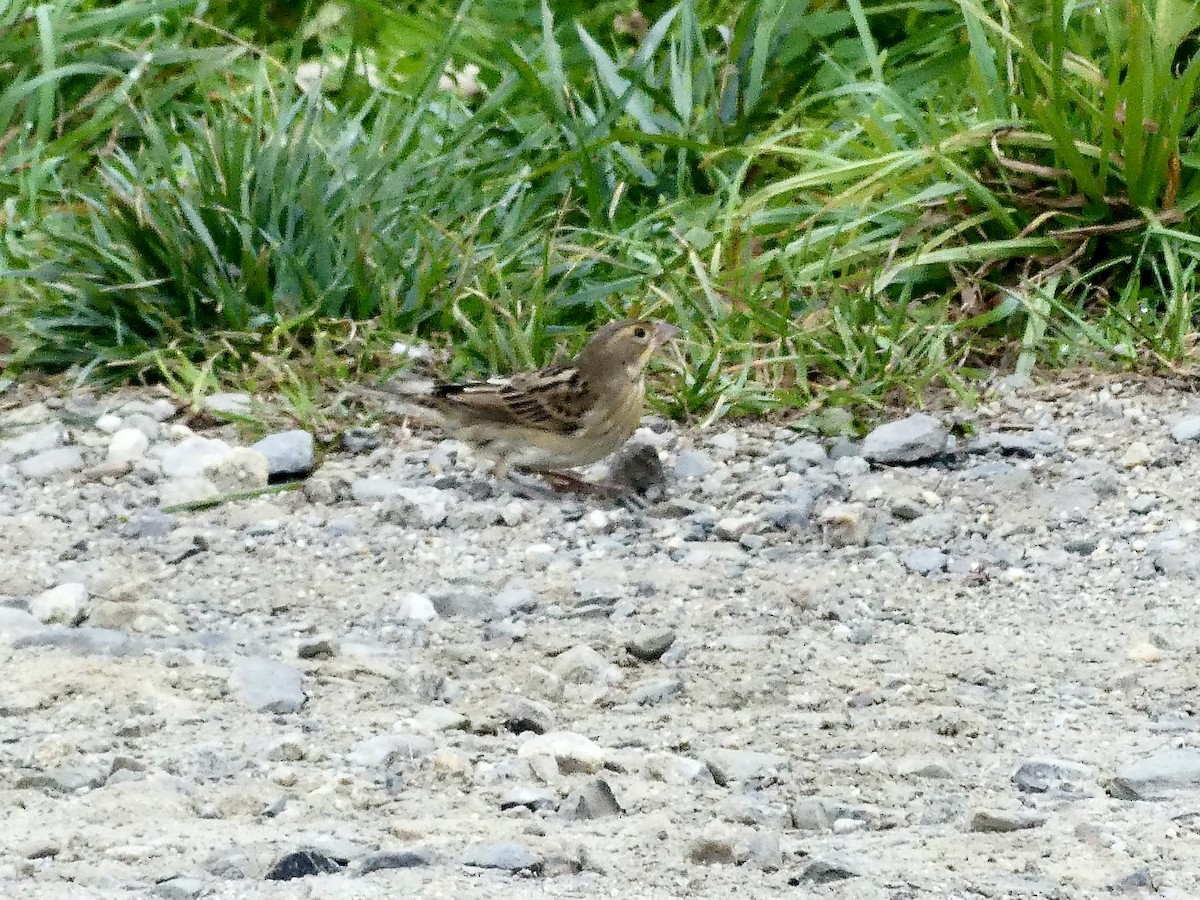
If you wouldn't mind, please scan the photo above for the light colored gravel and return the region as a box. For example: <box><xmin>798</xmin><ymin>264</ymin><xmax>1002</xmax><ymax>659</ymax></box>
<box><xmin>2</xmin><ymin>374</ymin><xmax>1200</xmax><ymax>899</ymax></box>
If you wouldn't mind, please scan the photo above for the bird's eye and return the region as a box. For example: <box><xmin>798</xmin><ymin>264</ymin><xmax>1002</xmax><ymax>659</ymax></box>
<box><xmin>633</xmin><ymin>326</ymin><xmax>648</xmax><ymax>339</ymax></box>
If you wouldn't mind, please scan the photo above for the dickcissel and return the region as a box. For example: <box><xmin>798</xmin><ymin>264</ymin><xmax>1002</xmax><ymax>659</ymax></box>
<box><xmin>353</xmin><ymin>319</ymin><xmax>679</xmax><ymax>494</ymax></box>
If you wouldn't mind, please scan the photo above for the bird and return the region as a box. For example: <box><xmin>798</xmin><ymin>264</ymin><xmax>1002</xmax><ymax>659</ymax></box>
<box><xmin>349</xmin><ymin>319</ymin><xmax>679</xmax><ymax>495</ymax></box>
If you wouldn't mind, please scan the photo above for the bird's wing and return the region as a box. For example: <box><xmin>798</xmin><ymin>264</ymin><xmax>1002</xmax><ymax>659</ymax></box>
<box><xmin>433</xmin><ymin>363</ymin><xmax>590</xmax><ymax>434</ymax></box>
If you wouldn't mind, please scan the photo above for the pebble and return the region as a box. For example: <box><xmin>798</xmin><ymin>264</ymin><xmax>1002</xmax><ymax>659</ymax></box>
<box><xmin>1170</xmin><ymin>415</ymin><xmax>1200</xmax><ymax>443</ymax></box>
<box><xmin>154</xmin><ymin>436</ymin><xmax>234</xmax><ymax>478</ymax></box>
<box><xmin>969</xmin><ymin>809</ymin><xmax>1047</xmax><ymax>832</ymax></box>
<box><xmin>500</xmin><ymin>786</ymin><xmax>557</xmax><ymax>813</ymax></box>
<box><xmin>250</xmin><ymin>429</ymin><xmax>316</xmax><ymax>476</ymax></box>
<box><xmin>462</xmin><ymin>842</ymin><xmax>541</xmax><ymax>873</ymax></box>
<box><xmin>561</xmin><ymin>777</ymin><xmax>623</xmax><ymax>819</ymax></box>
<box><xmin>861</xmin><ymin>413</ymin><xmax>947</xmax><ymax>463</ymax></box>
<box><xmin>1109</xmin><ymin>749</ymin><xmax>1200</xmax><ymax>800</ymax></box>
<box><xmin>553</xmin><ymin>644</ymin><xmax>617</xmax><ymax>684</ymax></box>
<box><xmin>17</xmin><ymin>446</ymin><xmax>85</xmax><ymax>479</ymax></box>
<box><xmin>30</xmin><ymin>582</ymin><xmax>88</xmax><ymax>625</ymax></box>
<box><xmin>203</xmin><ymin>392</ymin><xmax>252</xmax><ymax>416</ymax></box>
<box><xmin>347</xmin><ymin>733</ymin><xmax>434</xmax><ymax>768</ymax></box>
<box><xmin>518</xmin><ymin>731</ymin><xmax>606</xmax><ymax>774</ymax></box>
<box><xmin>1120</xmin><ymin>440</ymin><xmax>1151</xmax><ymax>468</ymax></box>
<box><xmin>398</xmin><ymin>592</ymin><xmax>438</xmax><ymax>622</ymax></box>
<box><xmin>674</xmin><ymin>450</ymin><xmax>716</xmax><ymax>479</ymax></box>
<box><xmin>904</xmin><ymin>548</ymin><xmax>947</xmax><ymax>575</ymax></box>
<box><xmin>228</xmin><ymin>657</ymin><xmax>306</xmax><ymax>714</ymax></box>
<box><xmin>206</xmin><ymin>447</ymin><xmax>269</xmax><ymax>491</ymax></box>
<box><xmin>151</xmin><ymin>877</ymin><xmax>208</xmax><ymax>899</ymax></box>
<box><xmin>359</xmin><ymin>849</ymin><xmax>431</xmax><ymax>873</ymax></box>
<box><xmin>3</xmin><ymin>422</ymin><xmax>64</xmax><ymax>456</ymax></box>
<box><xmin>625</xmin><ymin>628</ymin><xmax>676</xmax><ymax>662</ymax></box>
<box><xmin>704</xmin><ymin>749</ymin><xmax>788</xmax><ymax>783</ymax></box>
<box><xmin>1013</xmin><ymin>758</ymin><xmax>1092</xmax><ymax>795</ymax></box>
<box><xmin>107</xmin><ymin>428</ymin><xmax>150</xmax><ymax>464</ymax></box>
<box><xmin>264</xmin><ymin>850</ymin><xmax>341</xmax><ymax>880</ymax></box>
<box><xmin>799</xmin><ymin>858</ymin><xmax>860</xmax><ymax>883</ymax></box>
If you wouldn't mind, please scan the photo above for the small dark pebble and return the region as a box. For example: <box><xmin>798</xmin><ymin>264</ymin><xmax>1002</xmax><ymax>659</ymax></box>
<box><xmin>626</xmin><ymin>629</ymin><xmax>676</xmax><ymax>662</ymax></box>
<box><xmin>360</xmin><ymin>850</ymin><xmax>431</xmax><ymax>874</ymax></box>
<box><xmin>796</xmin><ymin>859</ymin><xmax>859</xmax><ymax>884</ymax></box>
<box><xmin>264</xmin><ymin>850</ymin><xmax>343</xmax><ymax>881</ymax></box>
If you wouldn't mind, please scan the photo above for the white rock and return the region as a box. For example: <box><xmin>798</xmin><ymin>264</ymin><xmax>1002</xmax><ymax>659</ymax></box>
<box><xmin>517</xmin><ymin>731</ymin><xmax>606</xmax><ymax>774</ymax></box>
<box><xmin>17</xmin><ymin>447</ymin><xmax>85</xmax><ymax>480</ymax></box>
<box><xmin>1121</xmin><ymin>441</ymin><xmax>1152</xmax><ymax>469</ymax></box>
<box><xmin>203</xmin><ymin>392</ymin><xmax>252</xmax><ymax>416</ymax></box>
<box><xmin>398</xmin><ymin>592</ymin><xmax>437</xmax><ymax>622</ymax></box>
<box><xmin>3</xmin><ymin>423</ymin><xmax>65</xmax><ymax>456</ymax></box>
<box><xmin>107</xmin><ymin>428</ymin><xmax>150</xmax><ymax>464</ymax></box>
<box><xmin>94</xmin><ymin>414</ymin><xmax>122</xmax><ymax>434</ymax></box>
<box><xmin>32</xmin><ymin>583</ymin><xmax>88</xmax><ymax>625</ymax></box>
<box><xmin>158</xmin><ymin>477</ymin><xmax>221</xmax><ymax>507</ymax></box>
<box><xmin>154</xmin><ymin>436</ymin><xmax>233</xmax><ymax>478</ymax></box>
<box><xmin>205</xmin><ymin>448</ymin><xmax>269</xmax><ymax>491</ymax></box>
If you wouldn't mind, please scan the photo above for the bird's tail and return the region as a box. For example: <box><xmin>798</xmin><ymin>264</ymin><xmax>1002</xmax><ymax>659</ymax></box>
<box><xmin>337</xmin><ymin>379</ymin><xmax>447</xmax><ymax>424</ymax></box>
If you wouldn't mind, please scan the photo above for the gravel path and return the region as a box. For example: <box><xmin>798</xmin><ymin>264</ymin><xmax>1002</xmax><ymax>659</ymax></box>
<box><xmin>3</xmin><ymin>375</ymin><xmax>1200</xmax><ymax>899</ymax></box>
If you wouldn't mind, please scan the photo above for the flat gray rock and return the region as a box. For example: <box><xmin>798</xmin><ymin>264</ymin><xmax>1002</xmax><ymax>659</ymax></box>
<box><xmin>462</xmin><ymin>842</ymin><xmax>541</xmax><ymax>872</ymax></box>
<box><xmin>250</xmin><ymin>429</ymin><xmax>315</xmax><ymax>476</ymax></box>
<box><xmin>862</xmin><ymin>413</ymin><xmax>947</xmax><ymax>464</ymax></box>
<box><xmin>1110</xmin><ymin>749</ymin><xmax>1200</xmax><ymax>800</ymax></box>
<box><xmin>1171</xmin><ymin>415</ymin><xmax>1200</xmax><ymax>443</ymax></box>
<box><xmin>17</xmin><ymin>446</ymin><xmax>85</xmax><ymax>479</ymax></box>
<box><xmin>228</xmin><ymin>657</ymin><xmax>306</xmax><ymax>714</ymax></box>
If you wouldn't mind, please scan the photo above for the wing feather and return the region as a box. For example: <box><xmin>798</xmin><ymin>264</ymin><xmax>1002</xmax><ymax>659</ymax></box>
<box><xmin>432</xmin><ymin>363</ymin><xmax>590</xmax><ymax>434</ymax></box>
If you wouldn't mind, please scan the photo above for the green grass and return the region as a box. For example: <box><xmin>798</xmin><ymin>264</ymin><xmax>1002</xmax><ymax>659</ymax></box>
<box><xmin>2</xmin><ymin>0</ymin><xmax>1200</xmax><ymax>426</ymax></box>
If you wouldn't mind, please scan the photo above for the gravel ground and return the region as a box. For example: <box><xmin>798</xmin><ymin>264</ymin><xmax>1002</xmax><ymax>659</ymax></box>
<box><xmin>3</xmin><ymin>374</ymin><xmax>1200</xmax><ymax>899</ymax></box>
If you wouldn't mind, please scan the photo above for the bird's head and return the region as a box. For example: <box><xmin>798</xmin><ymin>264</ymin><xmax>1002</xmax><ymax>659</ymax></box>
<box><xmin>575</xmin><ymin>319</ymin><xmax>680</xmax><ymax>382</ymax></box>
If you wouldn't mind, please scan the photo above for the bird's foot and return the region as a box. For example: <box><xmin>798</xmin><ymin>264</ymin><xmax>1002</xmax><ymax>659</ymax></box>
<box><xmin>537</xmin><ymin>471</ymin><xmax>648</xmax><ymax>509</ymax></box>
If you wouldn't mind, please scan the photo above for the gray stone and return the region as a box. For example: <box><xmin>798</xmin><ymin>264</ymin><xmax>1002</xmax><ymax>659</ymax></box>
<box><xmin>974</xmin><ymin>430</ymin><xmax>1064</xmax><ymax>456</ymax></box>
<box><xmin>151</xmin><ymin>877</ymin><xmax>208</xmax><ymax>900</ymax></box>
<box><xmin>746</xmin><ymin>830</ymin><xmax>781</xmax><ymax>872</ymax></box>
<box><xmin>462</xmin><ymin>842</ymin><xmax>541</xmax><ymax>873</ymax></box>
<box><xmin>17</xmin><ymin>446</ymin><xmax>85</xmax><ymax>480</ymax></box>
<box><xmin>203</xmin><ymin>392</ymin><xmax>252</xmax><ymax>417</ymax></box>
<box><xmin>398</xmin><ymin>592</ymin><xmax>437</xmax><ymax>622</ymax></box>
<box><xmin>350</xmin><ymin>477</ymin><xmax>404</xmax><ymax>502</ymax></box>
<box><xmin>574</xmin><ymin>575</ymin><xmax>623</xmax><ymax>602</ymax></box>
<box><xmin>0</xmin><ymin>607</ymin><xmax>46</xmax><ymax>645</ymax></box>
<box><xmin>427</xmin><ymin>585</ymin><xmax>490</xmax><ymax>618</ymax></box>
<box><xmin>31</xmin><ymin>582</ymin><xmax>88</xmax><ymax>625</ymax></box>
<box><xmin>791</xmin><ymin>798</ymin><xmax>834</xmax><ymax>832</ymax></box>
<box><xmin>687</xmin><ymin>836</ymin><xmax>737</xmax><ymax>865</ymax></box>
<box><xmin>1109</xmin><ymin>749</ymin><xmax>1200</xmax><ymax>800</ymax></box>
<box><xmin>251</xmin><ymin>430</ymin><xmax>316</xmax><ymax>476</ymax></box>
<box><xmin>765</xmin><ymin>439</ymin><xmax>827</xmax><ymax>471</ymax></box>
<box><xmin>122</xmin><ymin>397</ymin><xmax>178</xmax><ymax>421</ymax></box>
<box><xmin>1108</xmin><ymin>868</ymin><xmax>1156</xmax><ymax>893</ymax></box>
<box><xmin>359</xmin><ymin>850</ymin><xmax>431</xmax><ymax>873</ymax></box>
<box><xmin>969</xmin><ymin>809</ymin><xmax>1046</xmax><ymax>832</ymax></box>
<box><xmin>264</xmin><ymin>850</ymin><xmax>341</xmax><ymax>880</ymax></box>
<box><xmin>608</xmin><ymin>441</ymin><xmax>667</xmax><ymax>497</ymax></box>
<box><xmin>500</xmin><ymin>786</ymin><xmax>558</xmax><ymax>813</ymax></box>
<box><xmin>704</xmin><ymin>748</ymin><xmax>788</xmax><ymax>783</ymax></box>
<box><xmin>1013</xmin><ymin>758</ymin><xmax>1092</xmax><ymax>795</ymax></box>
<box><xmin>347</xmin><ymin>733</ymin><xmax>435</xmax><ymax>768</ymax></box>
<box><xmin>904</xmin><ymin>548</ymin><xmax>947</xmax><ymax>575</ymax></box>
<box><xmin>380</xmin><ymin>486</ymin><xmax>449</xmax><ymax>527</ymax></box>
<box><xmin>561</xmin><ymin>777</ymin><xmax>623</xmax><ymax>820</ymax></box>
<box><xmin>502</xmin><ymin>698</ymin><xmax>554</xmax><ymax>735</ymax></box>
<box><xmin>674</xmin><ymin>450</ymin><xmax>716</xmax><ymax>480</ymax></box>
<box><xmin>517</xmin><ymin>731</ymin><xmax>606</xmax><ymax>774</ymax></box>
<box><xmin>13</xmin><ymin>625</ymin><xmax>132</xmax><ymax>656</ymax></box>
<box><xmin>862</xmin><ymin>413</ymin><xmax>947</xmax><ymax>464</ymax></box>
<box><xmin>297</xmin><ymin>638</ymin><xmax>338</xmax><ymax>660</ymax></box>
<box><xmin>341</xmin><ymin>426</ymin><xmax>381</xmax><ymax>454</ymax></box>
<box><xmin>626</xmin><ymin>629</ymin><xmax>676</xmax><ymax>662</ymax></box>
<box><xmin>493</xmin><ymin>585</ymin><xmax>539</xmax><ymax>616</ymax></box>
<box><xmin>2</xmin><ymin>422</ymin><xmax>64</xmax><ymax>456</ymax></box>
<box><xmin>228</xmin><ymin>657</ymin><xmax>306</xmax><ymax>714</ymax></box>
<box><xmin>553</xmin><ymin>644</ymin><xmax>613</xmax><ymax>684</ymax></box>
<box><xmin>1171</xmin><ymin>415</ymin><xmax>1200</xmax><ymax>443</ymax></box>
<box><xmin>631</xmin><ymin>677</ymin><xmax>683</xmax><ymax>706</ymax></box>
<box><xmin>800</xmin><ymin>859</ymin><xmax>860</xmax><ymax>883</ymax></box>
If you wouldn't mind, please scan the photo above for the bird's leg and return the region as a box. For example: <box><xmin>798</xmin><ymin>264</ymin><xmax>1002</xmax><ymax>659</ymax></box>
<box><xmin>502</xmin><ymin>473</ymin><xmax>559</xmax><ymax>501</ymax></box>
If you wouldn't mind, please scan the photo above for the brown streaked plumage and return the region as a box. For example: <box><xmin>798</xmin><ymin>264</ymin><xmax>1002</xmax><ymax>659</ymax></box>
<box><xmin>364</xmin><ymin>320</ymin><xmax>678</xmax><ymax>488</ymax></box>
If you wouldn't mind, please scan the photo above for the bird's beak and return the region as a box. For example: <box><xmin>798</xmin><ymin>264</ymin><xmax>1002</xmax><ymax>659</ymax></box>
<box><xmin>651</xmin><ymin>322</ymin><xmax>680</xmax><ymax>348</ymax></box>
